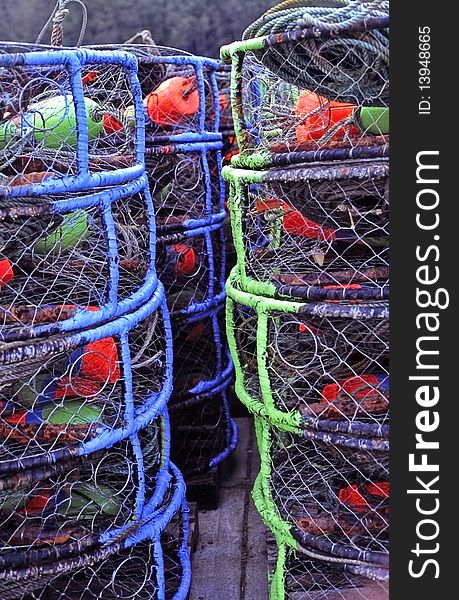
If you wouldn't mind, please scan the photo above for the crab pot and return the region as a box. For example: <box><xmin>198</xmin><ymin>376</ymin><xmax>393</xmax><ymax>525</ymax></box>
<box><xmin>0</xmin><ymin>288</ymin><xmax>171</xmax><ymax>470</ymax></box>
<box><xmin>268</xmin><ymin>536</ymin><xmax>388</xmax><ymax>600</ymax></box>
<box><xmin>254</xmin><ymin>415</ymin><xmax>389</xmax><ymax>560</ymax></box>
<box><xmin>0</xmin><ymin>43</ymin><xmax>146</xmax><ymax>196</ymax></box>
<box><xmin>223</xmin><ymin>161</ymin><xmax>389</xmax><ymax>302</ymax></box>
<box><xmin>146</xmin><ymin>143</ymin><xmax>225</xmax><ymax>226</ymax></box>
<box><xmin>216</xmin><ymin>64</ymin><xmax>234</xmax><ymax>138</ymax></box>
<box><xmin>0</xmin><ymin>178</ymin><xmax>161</xmax><ymax>341</ymax></box>
<box><xmin>157</xmin><ymin>225</ymin><xmax>226</xmax><ymax>316</ymax></box>
<box><xmin>220</xmin><ymin>5</ymin><xmax>389</xmax><ymax>165</ymax></box>
<box><xmin>216</xmin><ymin>64</ymin><xmax>238</xmax><ymax>160</ymax></box>
<box><xmin>170</xmin><ymin>303</ymin><xmax>232</xmax><ymax>400</ymax></box>
<box><xmin>0</xmin><ymin>462</ymin><xmax>191</xmax><ymax>600</ymax></box>
<box><xmin>227</xmin><ymin>268</ymin><xmax>389</xmax><ymax>430</ymax></box>
<box><xmin>0</xmin><ymin>422</ymin><xmax>164</xmax><ymax>559</ymax></box>
<box><xmin>168</xmin><ymin>303</ymin><xmax>237</xmax><ymax>476</ymax></box>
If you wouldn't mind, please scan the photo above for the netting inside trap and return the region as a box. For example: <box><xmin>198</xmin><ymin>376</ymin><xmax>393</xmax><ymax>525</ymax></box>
<box><xmin>270</xmin><ymin>538</ymin><xmax>388</xmax><ymax>600</ymax></box>
<box><xmin>0</xmin><ymin>44</ymin><xmax>143</xmax><ymax>192</ymax></box>
<box><xmin>0</xmin><ymin>183</ymin><xmax>158</xmax><ymax>340</ymax></box>
<box><xmin>216</xmin><ymin>65</ymin><xmax>235</xmax><ymax>135</ymax></box>
<box><xmin>224</xmin><ymin>1</ymin><xmax>389</xmax><ymax>159</ymax></box>
<box><xmin>0</xmin><ymin>425</ymin><xmax>162</xmax><ymax>555</ymax></box>
<box><xmin>226</xmin><ymin>161</ymin><xmax>389</xmax><ymax>300</ymax></box>
<box><xmin>228</xmin><ymin>290</ymin><xmax>388</xmax><ymax>428</ymax></box>
<box><xmin>0</xmin><ymin>298</ymin><xmax>169</xmax><ymax>468</ymax></box>
<box><xmin>147</xmin><ymin>146</ymin><xmax>224</xmax><ymax>224</ymax></box>
<box><xmin>0</xmin><ymin>468</ymin><xmax>190</xmax><ymax>600</ymax></box>
<box><xmin>157</xmin><ymin>227</ymin><xmax>226</xmax><ymax>315</ymax></box>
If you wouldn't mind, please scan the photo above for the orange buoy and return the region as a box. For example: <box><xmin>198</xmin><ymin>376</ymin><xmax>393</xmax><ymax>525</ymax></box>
<box><xmin>255</xmin><ymin>198</ymin><xmax>336</xmax><ymax>240</ymax></box>
<box><xmin>295</xmin><ymin>90</ymin><xmax>359</xmax><ymax>142</ymax></box>
<box><xmin>68</xmin><ymin>336</ymin><xmax>121</xmax><ymax>386</ymax></box>
<box><xmin>146</xmin><ymin>76</ymin><xmax>199</xmax><ymax>127</ymax></box>
<box><xmin>0</xmin><ymin>258</ymin><xmax>14</xmax><ymax>288</ymax></box>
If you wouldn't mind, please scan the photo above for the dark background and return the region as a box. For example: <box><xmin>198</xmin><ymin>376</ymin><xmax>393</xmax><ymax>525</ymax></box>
<box><xmin>0</xmin><ymin>0</ymin><xmax>278</xmax><ymax>57</ymax></box>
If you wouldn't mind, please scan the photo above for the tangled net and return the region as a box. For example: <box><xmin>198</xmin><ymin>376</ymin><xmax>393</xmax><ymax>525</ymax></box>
<box><xmin>0</xmin><ymin>461</ymin><xmax>191</xmax><ymax>600</ymax></box>
<box><xmin>221</xmin><ymin>0</ymin><xmax>389</xmax><ymax>164</ymax></box>
<box><xmin>0</xmin><ymin>180</ymin><xmax>161</xmax><ymax>341</ymax></box>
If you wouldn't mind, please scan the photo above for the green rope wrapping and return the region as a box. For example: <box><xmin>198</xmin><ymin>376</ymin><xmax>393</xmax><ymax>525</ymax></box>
<box><xmin>225</xmin><ymin>267</ymin><xmax>303</xmax><ymax>431</ymax></box>
<box><xmin>223</xmin><ymin>165</ymin><xmax>279</xmax><ymax>299</ymax></box>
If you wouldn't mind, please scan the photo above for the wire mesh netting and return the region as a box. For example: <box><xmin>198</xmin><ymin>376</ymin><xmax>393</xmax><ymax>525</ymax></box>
<box><xmin>221</xmin><ymin>0</ymin><xmax>389</xmax><ymax>166</ymax></box>
<box><xmin>216</xmin><ymin>64</ymin><xmax>238</xmax><ymax>163</ymax></box>
<box><xmin>0</xmin><ymin>43</ymin><xmax>146</xmax><ymax>194</ymax></box>
<box><xmin>223</xmin><ymin>160</ymin><xmax>389</xmax><ymax>302</ymax></box>
<box><xmin>171</xmin><ymin>306</ymin><xmax>232</xmax><ymax>399</ymax></box>
<box><xmin>0</xmin><ymin>289</ymin><xmax>171</xmax><ymax>470</ymax></box>
<box><xmin>149</xmin><ymin>145</ymin><xmax>225</xmax><ymax>231</ymax></box>
<box><xmin>0</xmin><ymin>179</ymin><xmax>161</xmax><ymax>340</ymax></box>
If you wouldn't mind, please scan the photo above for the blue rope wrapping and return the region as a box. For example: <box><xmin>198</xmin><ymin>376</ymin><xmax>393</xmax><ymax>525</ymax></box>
<box><xmin>0</xmin><ymin>44</ymin><xmax>148</xmax><ymax>196</ymax></box>
<box><xmin>0</xmin><ymin>283</ymin><xmax>173</xmax><ymax>471</ymax></box>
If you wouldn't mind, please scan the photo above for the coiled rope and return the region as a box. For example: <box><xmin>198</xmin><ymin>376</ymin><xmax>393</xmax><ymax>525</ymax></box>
<box><xmin>242</xmin><ymin>0</ymin><xmax>389</xmax><ymax>105</ymax></box>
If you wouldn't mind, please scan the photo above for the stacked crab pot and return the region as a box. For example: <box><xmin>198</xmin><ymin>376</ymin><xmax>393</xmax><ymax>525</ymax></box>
<box><xmin>96</xmin><ymin>43</ymin><xmax>238</xmax><ymax>494</ymax></box>
<box><xmin>0</xmin><ymin>43</ymin><xmax>190</xmax><ymax>599</ymax></box>
<box><xmin>222</xmin><ymin>1</ymin><xmax>389</xmax><ymax>598</ymax></box>
<box><xmin>216</xmin><ymin>63</ymin><xmax>239</xmax><ymax>278</ymax></box>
